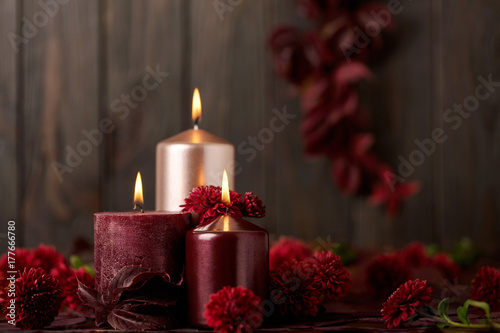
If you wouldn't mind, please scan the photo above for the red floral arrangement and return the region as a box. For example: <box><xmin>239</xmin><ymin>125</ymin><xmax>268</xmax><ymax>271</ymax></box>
<box><xmin>9</xmin><ymin>268</ymin><xmax>63</xmax><ymax>330</ymax></box>
<box><xmin>270</xmin><ymin>250</ymin><xmax>351</xmax><ymax>320</ymax></box>
<box><xmin>181</xmin><ymin>185</ymin><xmax>265</xmax><ymax>225</ymax></box>
<box><xmin>204</xmin><ymin>286</ymin><xmax>263</xmax><ymax>333</ymax></box>
<box><xmin>270</xmin><ymin>259</ymin><xmax>322</xmax><ymax>319</ymax></box>
<box><xmin>381</xmin><ymin>279</ymin><xmax>432</xmax><ymax>328</ymax></box>
<box><xmin>366</xmin><ymin>242</ymin><xmax>460</xmax><ymax>299</ymax></box>
<box><xmin>268</xmin><ymin>0</ymin><xmax>420</xmax><ymax>216</ymax></box>
<box><xmin>0</xmin><ymin>244</ymin><xmax>94</xmax><ymax>329</ymax></box>
<box><xmin>308</xmin><ymin>251</ymin><xmax>351</xmax><ymax>300</ymax></box>
<box><xmin>380</xmin><ymin>267</ymin><xmax>500</xmax><ymax>329</ymax></box>
<box><xmin>269</xmin><ymin>236</ymin><xmax>313</xmax><ymax>271</ymax></box>
<box><xmin>470</xmin><ymin>266</ymin><xmax>500</xmax><ymax>308</ymax></box>
<box><xmin>366</xmin><ymin>253</ymin><xmax>412</xmax><ymax>299</ymax></box>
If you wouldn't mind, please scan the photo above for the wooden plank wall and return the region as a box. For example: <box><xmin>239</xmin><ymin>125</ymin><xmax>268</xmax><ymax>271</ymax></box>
<box><xmin>0</xmin><ymin>0</ymin><xmax>499</xmax><ymax>258</ymax></box>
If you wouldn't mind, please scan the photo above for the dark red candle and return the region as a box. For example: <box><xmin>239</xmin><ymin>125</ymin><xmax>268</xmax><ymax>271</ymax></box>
<box><xmin>94</xmin><ymin>211</ymin><xmax>190</xmax><ymax>293</ymax></box>
<box><xmin>186</xmin><ymin>214</ymin><xmax>269</xmax><ymax>327</ymax></box>
<box><xmin>93</xmin><ymin>172</ymin><xmax>190</xmax><ymax>322</ymax></box>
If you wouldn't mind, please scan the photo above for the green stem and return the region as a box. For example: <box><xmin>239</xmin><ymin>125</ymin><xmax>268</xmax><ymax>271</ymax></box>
<box><xmin>416</xmin><ymin>310</ymin><xmax>499</xmax><ymax>329</ymax></box>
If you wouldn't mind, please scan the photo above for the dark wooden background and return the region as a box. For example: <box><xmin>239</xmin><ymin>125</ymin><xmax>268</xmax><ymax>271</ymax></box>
<box><xmin>1</xmin><ymin>0</ymin><xmax>499</xmax><ymax>258</ymax></box>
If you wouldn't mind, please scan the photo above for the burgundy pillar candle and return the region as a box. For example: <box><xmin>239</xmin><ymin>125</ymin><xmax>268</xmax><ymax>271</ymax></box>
<box><xmin>94</xmin><ymin>211</ymin><xmax>190</xmax><ymax>293</ymax></box>
<box><xmin>94</xmin><ymin>172</ymin><xmax>190</xmax><ymax>323</ymax></box>
<box><xmin>186</xmin><ymin>214</ymin><xmax>269</xmax><ymax>327</ymax></box>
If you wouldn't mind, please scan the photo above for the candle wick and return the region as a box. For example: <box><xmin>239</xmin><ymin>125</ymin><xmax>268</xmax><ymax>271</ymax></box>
<box><xmin>193</xmin><ymin>117</ymin><xmax>200</xmax><ymax>130</ymax></box>
<box><xmin>225</xmin><ymin>207</ymin><xmax>229</xmax><ymax>215</ymax></box>
<box><xmin>134</xmin><ymin>204</ymin><xmax>144</xmax><ymax>213</ymax></box>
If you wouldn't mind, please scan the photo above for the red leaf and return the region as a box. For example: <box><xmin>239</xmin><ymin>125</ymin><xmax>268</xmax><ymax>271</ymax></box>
<box><xmin>333</xmin><ymin>61</ymin><xmax>373</xmax><ymax>85</ymax></box>
<box><xmin>108</xmin><ymin>308</ymin><xmax>156</xmax><ymax>331</ymax></box>
<box><xmin>77</xmin><ymin>280</ymin><xmax>103</xmax><ymax>310</ymax></box>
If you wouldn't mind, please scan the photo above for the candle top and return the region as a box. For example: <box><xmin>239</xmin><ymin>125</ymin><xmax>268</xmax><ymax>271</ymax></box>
<box><xmin>159</xmin><ymin>129</ymin><xmax>232</xmax><ymax>145</ymax></box>
<box><xmin>193</xmin><ymin>215</ymin><xmax>266</xmax><ymax>233</ymax></box>
<box><xmin>95</xmin><ymin>211</ymin><xmax>189</xmax><ymax>216</ymax></box>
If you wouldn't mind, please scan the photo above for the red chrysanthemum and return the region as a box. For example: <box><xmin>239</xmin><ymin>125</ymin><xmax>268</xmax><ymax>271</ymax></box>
<box><xmin>204</xmin><ymin>286</ymin><xmax>263</xmax><ymax>333</ymax></box>
<box><xmin>366</xmin><ymin>254</ymin><xmax>412</xmax><ymax>299</ymax></box>
<box><xmin>399</xmin><ymin>242</ymin><xmax>429</xmax><ymax>267</ymax></box>
<box><xmin>270</xmin><ymin>259</ymin><xmax>322</xmax><ymax>319</ymax></box>
<box><xmin>31</xmin><ymin>245</ymin><xmax>67</xmax><ymax>276</ymax></box>
<box><xmin>55</xmin><ymin>266</ymin><xmax>95</xmax><ymax>313</ymax></box>
<box><xmin>431</xmin><ymin>253</ymin><xmax>460</xmax><ymax>281</ymax></box>
<box><xmin>242</xmin><ymin>192</ymin><xmax>266</xmax><ymax>218</ymax></box>
<box><xmin>470</xmin><ymin>266</ymin><xmax>500</xmax><ymax>307</ymax></box>
<box><xmin>11</xmin><ymin>267</ymin><xmax>63</xmax><ymax>330</ymax></box>
<box><xmin>181</xmin><ymin>185</ymin><xmax>243</xmax><ymax>225</ymax></box>
<box><xmin>269</xmin><ymin>237</ymin><xmax>313</xmax><ymax>271</ymax></box>
<box><xmin>306</xmin><ymin>251</ymin><xmax>351</xmax><ymax>300</ymax></box>
<box><xmin>381</xmin><ymin>279</ymin><xmax>433</xmax><ymax>328</ymax></box>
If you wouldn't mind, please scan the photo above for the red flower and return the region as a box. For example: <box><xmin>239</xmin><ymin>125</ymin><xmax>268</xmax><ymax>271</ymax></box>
<box><xmin>31</xmin><ymin>245</ymin><xmax>68</xmax><ymax>276</ymax></box>
<box><xmin>470</xmin><ymin>266</ymin><xmax>500</xmax><ymax>307</ymax></box>
<box><xmin>181</xmin><ymin>185</ymin><xmax>243</xmax><ymax>225</ymax></box>
<box><xmin>54</xmin><ymin>267</ymin><xmax>95</xmax><ymax>313</ymax></box>
<box><xmin>399</xmin><ymin>242</ymin><xmax>429</xmax><ymax>267</ymax></box>
<box><xmin>204</xmin><ymin>286</ymin><xmax>263</xmax><ymax>333</ymax></box>
<box><xmin>270</xmin><ymin>259</ymin><xmax>322</xmax><ymax>319</ymax></box>
<box><xmin>10</xmin><ymin>268</ymin><xmax>63</xmax><ymax>330</ymax></box>
<box><xmin>242</xmin><ymin>192</ymin><xmax>266</xmax><ymax>218</ymax></box>
<box><xmin>381</xmin><ymin>279</ymin><xmax>432</xmax><ymax>328</ymax></box>
<box><xmin>366</xmin><ymin>254</ymin><xmax>412</xmax><ymax>299</ymax></box>
<box><xmin>306</xmin><ymin>251</ymin><xmax>351</xmax><ymax>299</ymax></box>
<box><xmin>269</xmin><ymin>237</ymin><xmax>313</xmax><ymax>271</ymax></box>
<box><xmin>431</xmin><ymin>253</ymin><xmax>460</xmax><ymax>281</ymax></box>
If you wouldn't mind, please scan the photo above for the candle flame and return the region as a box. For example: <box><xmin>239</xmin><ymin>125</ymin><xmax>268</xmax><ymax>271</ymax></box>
<box><xmin>223</xmin><ymin>215</ymin><xmax>229</xmax><ymax>232</ymax></box>
<box><xmin>134</xmin><ymin>172</ymin><xmax>144</xmax><ymax>210</ymax></box>
<box><xmin>192</xmin><ymin>88</ymin><xmax>201</xmax><ymax>127</ymax></box>
<box><xmin>221</xmin><ymin>169</ymin><xmax>230</xmax><ymax>206</ymax></box>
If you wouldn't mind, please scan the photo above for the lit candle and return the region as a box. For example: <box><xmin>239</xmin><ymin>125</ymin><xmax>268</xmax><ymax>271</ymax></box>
<box><xmin>94</xmin><ymin>172</ymin><xmax>190</xmax><ymax>321</ymax></box>
<box><xmin>185</xmin><ymin>171</ymin><xmax>269</xmax><ymax>327</ymax></box>
<box><xmin>156</xmin><ymin>89</ymin><xmax>235</xmax><ymax>212</ymax></box>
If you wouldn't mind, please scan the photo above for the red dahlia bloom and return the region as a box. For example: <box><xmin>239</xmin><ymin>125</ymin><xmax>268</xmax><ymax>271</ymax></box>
<box><xmin>270</xmin><ymin>259</ymin><xmax>321</xmax><ymax>319</ymax></box>
<box><xmin>242</xmin><ymin>192</ymin><xmax>266</xmax><ymax>218</ymax></box>
<box><xmin>470</xmin><ymin>266</ymin><xmax>500</xmax><ymax>307</ymax></box>
<box><xmin>204</xmin><ymin>286</ymin><xmax>263</xmax><ymax>333</ymax></box>
<box><xmin>366</xmin><ymin>254</ymin><xmax>412</xmax><ymax>299</ymax></box>
<box><xmin>12</xmin><ymin>267</ymin><xmax>63</xmax><ymax>330</ymax></box>
<box><xmin>399</xmin><ymin>242</ymin><xmax>429</xmax><ymax>267</ymax></box>
<box><xmin>306</xmin><ymin>251</ymin><xmax>351</xmax><ymax>299</ymax></box>
<box><xmin>431</xmin><ymin>253</ymin><xmax>460</xmax><ymax>281</ymax></box>
<box><xmin>31</xmin><ymin>245</ymin><xmax>68</xmax><ymax>275</ymax></box>
<box><xmin>181</xmin><ymin>185</ymin><xmax>243</xmax><ymax>225</ymax></box>
<box><xmin>269</xmin><ymin>237</ymin><xmax>313</xmax><ymax>271</ymax></box>
<box><xmin>381</xmin><ymin>279</ymin><xmax>432</xmax><ymax>328</ymax></box>
<box><xmin>54</xmin><ymin>266</ymin><xmax>95</xmax><ymax>313</ymax></box>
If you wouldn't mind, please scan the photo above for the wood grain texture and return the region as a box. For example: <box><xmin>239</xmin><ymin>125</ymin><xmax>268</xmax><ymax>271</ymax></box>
<box><xmin>21</xmin><ymin>0</ymin><xmax>99</xmax><ymax>254</ymax></box>
<box><xmin>437</xmin><ymin>0</ymin><xmax>500</xmax><ymax>256</ymax></box>
<box><xmin>269</xmin><ymin>0</ymin><xmax>353</xmax><ymax>242</ymax></box>
<box><xmin>353</xmin><ymin>0</ymin><xmax>436</xmax><ymax>248</ymax></box>
<box><xmin>103</xmin><ymin>0</ymin><xmax>183</xmax><ymax>212</ymax></box>
<box><xmin>0</xmin><ymin>0</ymin><xmax>18</xmax><ymax>242</ymax></box>
<box><xmin>190</xmin><ymin>0</ymin><xmax>271</xmax><ymax>228</ymax></box>
<box><xmin>1</xmin><ymin>0</ymin><xmax>499</xmax><ymax>257</ymax></box>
